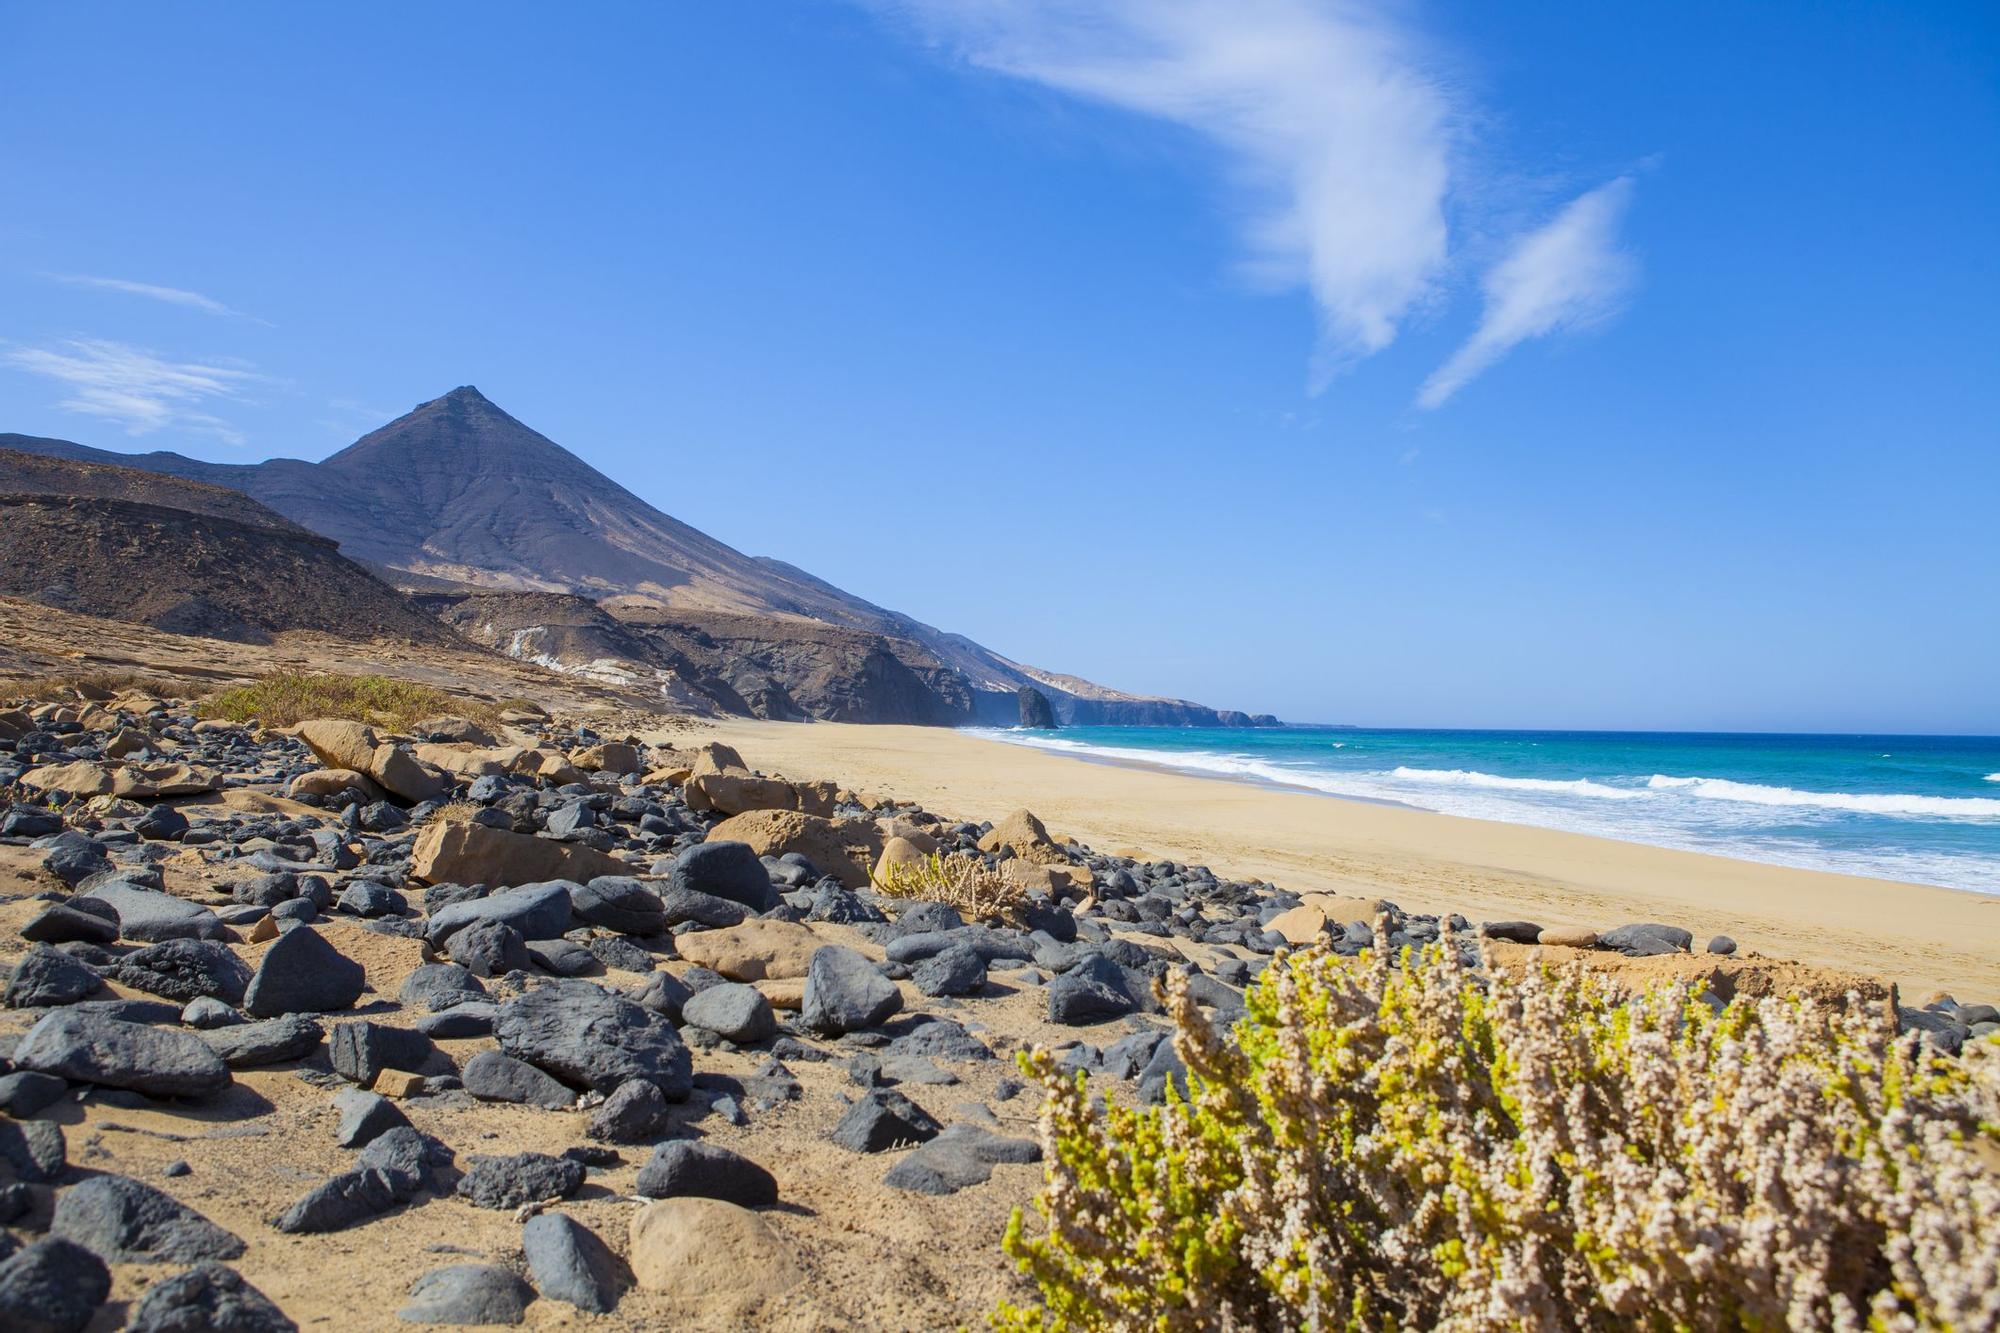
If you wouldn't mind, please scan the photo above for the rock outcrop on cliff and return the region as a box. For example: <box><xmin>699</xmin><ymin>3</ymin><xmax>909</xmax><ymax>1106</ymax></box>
<box><xmin>1017</xmin><ymin>686</ymin><xmax>1058</xmax><ymax>730</ymax></box>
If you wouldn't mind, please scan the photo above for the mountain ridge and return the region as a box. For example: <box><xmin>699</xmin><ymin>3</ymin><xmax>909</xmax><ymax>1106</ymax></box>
<box><xmin>1</xmin><ymin>388</ymin><xmax>1274</xmax><ymax>726</ymax></box>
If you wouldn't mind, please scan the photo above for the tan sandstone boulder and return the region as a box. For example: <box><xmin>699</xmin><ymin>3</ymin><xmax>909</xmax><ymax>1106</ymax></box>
<box><xmin>369</xmin><ymin>743</ymin><xmax>449</xmax><ymax>804</ymax></box>
<box><xmin>1537</xmin><ymin>926</ymin><xmax>1601</xmax><ymax>949</ymax></box>
<box><xmin>296</xmin><ymin>718</ymin><xmax>449</xmax><ymax>803</ymax></box>
<box><xmin>297</xmin><ymin>719</ymin><xmax>380</xmax><ymax>773</ymax></box>
<box><xmin>628</xmin><ymin>1198</ymin><xmax>800</xmax><ymax>1318</ymax></box>
<box><xmin>409</xmin><ymin>715</ymin><xmax>497</xmax><ymax>746</ymax></box>
<box><xmin>287</xmin><ymin>768</ymin><xmax>385</xmax><ymax>801</ymax></box>
<box><xmin>705</xmin><ymin>810</ymin><xmax>881</xmax><ymax>888</ymax></box>
<box><xmin>20</xmin><ymin>760</ymin><xmax>116</xmax><ymax>798</ymax></box>
<box><xmin>412</xmin><ymin>744</ymin><xmax>509</xmax><ymax>779</ymax></box>
<box><xmin>570</xmin><ymin>741</ymin><xmax>642</xmax><ymax>774</ymax></box>
<box><xmin>873</xmin><ymin>836</ymin><xmax>932</xmax><ymax>883</ymax></box>
<box><xmin>686</xmin><ymin>770</ymin><xmax>798</xmax><ymax>817</ymax></box>
<box><xmin>675</xmin><ymin>919</ymin><xmax>822</xmax><ymax>981</ymax></box>
<box><xmin>978</xmin><ymin>808</ymin><xmax>1069</xmax><ymax>865</ymax></box>
<box><xmin>410</xmin><ymin>819</ymin><xmax>629</xmax><ymax>888</ymax></box>
<box><xmin>1265</xmin><ymin>904</ymin><xmax>1334</xmax><ymax>945</ymax></box>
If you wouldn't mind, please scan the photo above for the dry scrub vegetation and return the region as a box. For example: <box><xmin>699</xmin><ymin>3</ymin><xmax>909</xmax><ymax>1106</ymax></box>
<box><xmin>998</xmin><ymin>932</ymin><xmax>2000</xmax><ymax>1332</ymax></box>
<box><xmin>2</xmin><ymin>668</ymin><xmax>175</xmax><ymax>703</ymax></box>
<box><xmin>873</xmin><ymin>851</ymin><xmax>1027</xmax><ymax>925</ymax></box>
<box><xmin>199</xmin><ymin>670</ymin><xmax>500</xmax><ymax>731</ymax></box>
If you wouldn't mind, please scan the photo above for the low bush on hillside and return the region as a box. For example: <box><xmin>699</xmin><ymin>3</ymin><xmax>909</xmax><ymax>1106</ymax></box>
<box><xmin>4</xmin><ymin>669</ymin><xmax>172</xmax><ymax>704</ymax></box>
<box><xmin>873</xmin><ymin>851</ymin><xmax>1027</xmax><ymax>925</ymax></box>
<box><xmin>200</xmin><ymin>670</ymin><xmax>500</xmax><ymax>731</ymax></box>
<box><xmin>995</xmin><ymin>933</ymin><xmax>2000</xmax><ymax>1332</ymax></box>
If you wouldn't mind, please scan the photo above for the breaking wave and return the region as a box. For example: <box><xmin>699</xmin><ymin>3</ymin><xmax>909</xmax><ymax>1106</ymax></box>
<box><xmin>1646</xmin><ymin>775</ymin><xmax>2000</xmax><ymax>820</ymax></box>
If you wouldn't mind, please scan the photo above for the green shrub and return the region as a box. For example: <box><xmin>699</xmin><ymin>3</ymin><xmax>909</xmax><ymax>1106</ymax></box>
<box><xmin>996</xmin><ymin>934</ymin><xmax>2000</xmax><ymax>1332</ymax></box>
<box><xmin>873</xmin><ymin>851</ymin><xmax>1027</xmax><ymax>925</ymax></box>
<box><xmin>199</xmin><ymin>670</ymin><xmax>501</xmax><ymax>731</ymax></box>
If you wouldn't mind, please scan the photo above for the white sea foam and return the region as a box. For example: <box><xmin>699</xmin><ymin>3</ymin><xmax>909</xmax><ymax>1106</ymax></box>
<box><xmin>1387</xmin><ymin>766</ymin><xmax>1641</xmax><ymax>800</ymax></box>
<box><xmin>964</xmin><ymin>730</ymin><xmax>2000</xmax><ymax>891</ymax></box>
<box><xmin>1646</xmin><ymin>775</ymin><xmax>2000</xmax><ymax>820</ymax></box>
<box><xmin>1988</xmin><ymin>773</ymin><xmax>2000</xmax><ymax>783</ymax></box>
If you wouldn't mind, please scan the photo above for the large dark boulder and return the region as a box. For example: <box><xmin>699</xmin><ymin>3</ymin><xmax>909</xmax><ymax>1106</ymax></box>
<box><xmin>633</xmin><ymin>1141</ymin><xmax>777</xmax><ymax>1207</ymax></box>
<box><xmin>800</xmin><ymin>945</ymin><xmax>901</xmax><ymax>1036</ymax></box>
<box><xmin>14</xmin><ymin>1010</ymin><xmax>230</xmax><ymax>1098</ymax></box>
<box><xmin>423</xmin><ymin>880</ymin><xmax>572</xmax><ymax>949</ymax></box>
<box><xmin>200</xmin><ymin>1015</ymin><xmax>322</xmax><ymax>1068</ymax></box>
<box><xmin>570</xmin><ymin>877</ymin><xmax>666</xmax><ymax>935</ymax></box>
<box><xmin>523</xmin><ymin>1211</ymin><xmax>626</xmax><ymax>1315</ymax></box>
<box><xmin>0</xmin><ymin>1237</ymin><xmax>111</xmax><ymax>1333</ymax></box>
<box><xmin>50</xmin><ymin>1174</ymin><xmax>244</xmax><ymax>1263</ymax></box>
<box><xmin>1017</xmin><ymin>685</ymin><xmax>1058</xmax><ymax>729</ymax></box>
<box><xmin>3</xmin><ymin>946</ymin><xmax>102</xmax><ymax>1008</ymax></box>
<box><xmin>495</xmin><ymin>980</ymin><xmax>691</xmax><ymax>1099</ymax></box>
<box><xmin>124</xmin><ymin>1262</ymin><xmax>295</xmax><ymax>1333</ymax></box>
<box><xmin>114</xmin><ymin>939</ymin><xmax>253</xmax><ymax>1006</ymax></box>
<box><xmin>668</xmin><ymin>842</ymin><xmax>776</xmax><ymax>912</ymax></box>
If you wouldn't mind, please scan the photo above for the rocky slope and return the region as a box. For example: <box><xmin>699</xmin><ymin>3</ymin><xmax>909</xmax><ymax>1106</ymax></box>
<box><xmin>0</xmin><ymin>447</ymin><xmax>314</xmax><ymax>537</ymax></box>
<box><xmin>426</xmin><ymin>593</ymin><xmax>976</xmax><ymax>726</ymax></box>
<box><xmin>0</xmin><ymin>464</ymin><xmax>462</xmax><ymax>648</ymax></box>
<box><xmin>3</xmin><ymin>392</ymin><xmax>1271</xmax><ymax>727</ymax></box>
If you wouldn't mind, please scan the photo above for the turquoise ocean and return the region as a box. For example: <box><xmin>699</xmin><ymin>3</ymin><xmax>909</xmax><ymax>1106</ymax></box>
<box><xmin>970</xmin><ymin>726</ymin><xmax>2000</xmax><ymax>894</ymax></box>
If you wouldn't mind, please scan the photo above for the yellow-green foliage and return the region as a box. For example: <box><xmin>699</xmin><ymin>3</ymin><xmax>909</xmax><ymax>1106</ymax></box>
<box><xmin>200</xmin><ymin>670</ymin><xmax>501</xmax><ymax>731</ymax></box>
<box><xmin>873</xmin><ymin>851</ymin><xmax>1026</xmax><ymax>925</ymax></box>
<box><xmin>996</xmin><ymin>935</ymin><xmax>2000</xmax><ymax>1332</ymax></box>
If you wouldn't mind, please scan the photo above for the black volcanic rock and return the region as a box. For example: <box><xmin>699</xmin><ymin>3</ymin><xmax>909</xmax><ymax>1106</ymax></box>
<box><xmin>1018</xmin><ymin>686</ymin><xmax>1059</xmax><ymax>729</ymax></box>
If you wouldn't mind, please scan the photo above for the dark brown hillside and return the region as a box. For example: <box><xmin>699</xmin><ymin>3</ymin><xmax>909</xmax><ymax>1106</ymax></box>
<box><xmin>0</xmin><ymin>494</ymin><xmax>463</xmax><ymax>646</ymax></box>
<box><xmin>0</xmin><ymin>447</ymin><xmax>312</xmax><ymax>536</ymax></box>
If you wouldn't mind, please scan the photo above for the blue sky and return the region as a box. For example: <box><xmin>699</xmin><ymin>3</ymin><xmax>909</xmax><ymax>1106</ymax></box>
<box><xmin>2</xmin><ymin>2</ymin><xmax>1995</xmax><ymax>732</ymax></box>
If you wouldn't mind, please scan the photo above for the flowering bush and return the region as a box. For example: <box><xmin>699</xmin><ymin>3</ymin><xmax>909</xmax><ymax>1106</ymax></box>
<box><xmin>995</xmin><ymin>932</ymin><xmax>2000</xmax><ymax>1332</ymax></box>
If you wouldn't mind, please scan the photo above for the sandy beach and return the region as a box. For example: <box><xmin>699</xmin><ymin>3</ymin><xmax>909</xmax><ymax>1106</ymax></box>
<box><xmin>688</xmin><ymin>719</ymin><xmax>2000</xmax><ymax>999</ymax></box>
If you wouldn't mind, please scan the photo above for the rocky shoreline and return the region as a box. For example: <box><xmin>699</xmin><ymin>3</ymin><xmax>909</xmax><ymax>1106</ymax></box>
<box><xmin>0</xmin><ymin>682</ymin><xmax>1991</xmax><ymax>1328</ymax></box>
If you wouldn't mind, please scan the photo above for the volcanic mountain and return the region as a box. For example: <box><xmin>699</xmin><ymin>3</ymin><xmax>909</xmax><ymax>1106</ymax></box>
<box><xmin>3</xmin><ymin>389</ymin><xmax>1269</xmax><ymax>725</ymax></box>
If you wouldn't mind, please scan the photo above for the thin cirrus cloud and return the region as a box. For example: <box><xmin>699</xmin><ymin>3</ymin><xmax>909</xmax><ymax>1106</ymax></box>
<box><xmin>1</xmin><ymin>337</ymin><xmax>261</xmax><ymax>445</ymax></box>
<box><xmin>865</xmin><ymin>0</ymin><xmax>1638</xmax><ymax>403</ymax></box>
<box><xmin>47</xmin><ymin>272</ymin><xmax>269</xmax><ymax>324</ymax></box>
<box><xmin>1417</xmin><ymin>177</ymin><xmax>1639</xmax><ymax>409</ymax></box>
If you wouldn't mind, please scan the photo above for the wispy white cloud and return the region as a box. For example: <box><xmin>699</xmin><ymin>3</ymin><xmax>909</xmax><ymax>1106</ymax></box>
<box><xmin>870</xmin><ymin>0</ymin><xmax>1453</xmax><ymax>384</ymax></box>
<box><xmin>1417</xmin><ymin>176</ymin><xmax>1637</xmax><ymax>408</ymax></box>
<box><xmin>46</xmin><ymin>273</ymin><xmax>268</xmax><ymax>324</ymax></box>
<box><xmin>1</xmin><ymin>337</ymin><xmax>261</xmax><ymax>444</ymax></box>
<box><xmin>866</xmin><ymin>1</ymin><xmax>1644</xmax><ymax>401</ymax></box>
